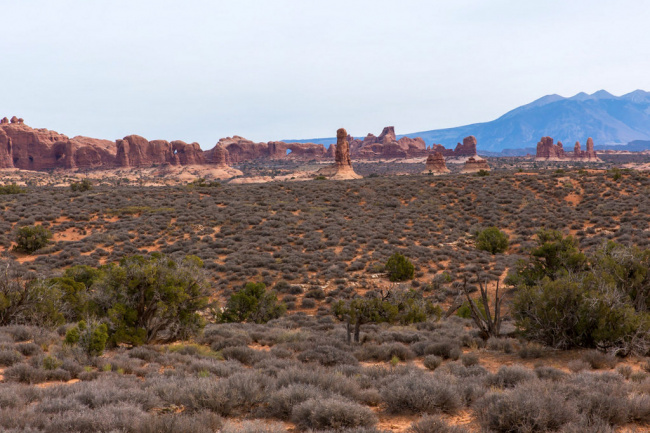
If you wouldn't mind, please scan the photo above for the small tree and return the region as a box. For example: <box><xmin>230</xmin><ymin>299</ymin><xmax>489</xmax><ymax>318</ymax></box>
<box><xmin>91</xmin><ymin>254</ymin><xmax>212</xmax><ymax>345</ymax></box>
<box><xmin>0</xmin><ymin>260</ymin><xmax>65</xmax><ymax>327</ymax></box>
<box><xmin>385</xmin><ymin>252</ymin><xmax>415</xmax><ymax>282</ymax></box>
<box><xmin>333</xmin><ymin>288</ymin><xmax>440</xmax><ymax>343</ymax></box>
<box><xmin>14</xmin><ymin>225</ymin><xmax>52</xmax><ymax>254</ymax></box>
<box><xmin>475</xmin><ymin>227</ymin><xmax>509</xmax><ymax>254</ymax></box>
<box><xmin>220</xmin><ymin>282</ymin><xmax>286</xmax><ymax>323</ymax></box>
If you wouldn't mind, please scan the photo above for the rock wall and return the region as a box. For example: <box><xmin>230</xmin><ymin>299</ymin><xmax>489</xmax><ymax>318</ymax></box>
<box><xmin>0</xmin><ymin>120</ymin><xmax>116</xmax><ymax>170</ymax></box>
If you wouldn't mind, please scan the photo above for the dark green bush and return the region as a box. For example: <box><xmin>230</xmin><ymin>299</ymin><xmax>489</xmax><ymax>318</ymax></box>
<box><xmin>92</xmin><ymin>254</ymin><xmax>213</xmax><ymax>345</ymax></box>
<box><xmin>14</xmin><ymin>225</ymin><xmax>52</xmax><ymax>254</ymax></box>
<box><xmin>70</xmin><ymin>178</ymin><xmax>93</xmax><ymax>192</ymax></box>
<box><xmin>475</xmin><ymin>227</ymin><xmax>508</xmax><ymax>254</ymax></box>
<box><xmin>385</xmin><ymin>252</ymin><xmax>415</xmax><ymax>282</ymax></box>
<box><xmin>65</xmin><ymin>320</ymin><xmax>109</xmax><ymax>356</ymax></box>
<box><xmin>0</xmin><ymin>183</ymin><xmax>26</xmax><ymax>194</ymax></box>
<box><xmin>220</xmin><ymin>282</ymin><xmax>286</xmax><ymax>324</ymax></box>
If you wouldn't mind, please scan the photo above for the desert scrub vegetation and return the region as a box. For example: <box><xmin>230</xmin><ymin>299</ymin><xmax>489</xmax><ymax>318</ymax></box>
<box><xmin>0</xmin><ymin>170</ymin><xmax>647</xmax><ymax>430</ymax></box>
<box><xmin>0</xmin><ymin>314</ymin><xmax>646</xmax><ymax>432</ymax></box>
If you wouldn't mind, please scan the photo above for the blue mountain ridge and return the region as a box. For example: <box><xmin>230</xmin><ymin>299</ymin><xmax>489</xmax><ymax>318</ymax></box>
<box><xmin>284</xmin><ymin>90</ymin><xmax>650</xmax><ymax>153</ymax></box>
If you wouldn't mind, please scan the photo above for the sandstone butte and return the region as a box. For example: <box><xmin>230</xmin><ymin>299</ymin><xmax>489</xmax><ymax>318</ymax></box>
<box><xmin>422</xmin><ymin>151</ymin><xmax>450</xmax><ymax>175</ymax></box>
<box><xmin>461</xmin><ymin>156</ymin><xmax>491</xmax><ymax>173</ymax></box>
<box><xmin>535</xmin><ymin>136</ymin><xmax>601</xmax><ymax>162</ymax></box>
<box><xmin>316</xmin><ymin>128</ymin><xmax>362</xmax><ymax>180</ymax></box>
<box><xmin>0</xmin><ymin>117</ymin><xmax>481</xmax><ymax>172</ymax></box>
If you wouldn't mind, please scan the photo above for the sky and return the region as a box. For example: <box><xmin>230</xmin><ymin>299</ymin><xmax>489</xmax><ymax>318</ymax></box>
<box><xmin>3</xmin><ymin>0</ymin><xmax>650</xmax><ymax>149</ymax></box>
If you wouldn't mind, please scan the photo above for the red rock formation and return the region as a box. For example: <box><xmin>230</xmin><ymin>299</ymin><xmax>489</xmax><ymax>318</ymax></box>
<box><xmin>267</xmin><ymin>141</ymin><xmax>327</xmax><ymax>159</ymax></box>
<box><xmin>216</xmin><ymin>136</ymin><xmax>268</xmax><ymax>163</ymax></box>
<box><xmin>422</xmin><ymin>151</ymin><xmax>450</xmax><ymax>175</ymax></box>
<box><xmin>0</xmin><ymin>119</ymin><xmax>116</xmax><ymax>170</ymax></box>
<box><xmin>0</xmin><ymin>128</ymin><xmax>13</xmax><ymax>168</ymax></box>
<box><xmin>317</xmin><ymin>128</ymin><xmax>362</xmax><ymax>179</ymax></box>
<box><xmin>348</xmin><ymin>126</ymin><xmax>427</xmax><ymax>159</ymax></box>
<box><xmin>0</xmin><ymin>117</ymin><xmax>8</xmax><ymax>125</ymax></box>
<box><xmin>461</xmin><ymin>157</ymin><xmax>490</xmax><ymax>173</ymax></box>
<box><xmin>116</xmin><ymin>135</ymin><xmax>179</xmax><ymax>167</ymax></box>
<box><xmin>430</xmin><ymin>136</ymin><xmax>479</xmax><ymax>160</ymax></box>
<box><xmin>171</xmin><ymin>141</ymin><xmax>205</xmax><ymax>165</ymax></box>
<box><xmin>535</xmin><ymin>136</ymin><xmax>601</xmax><ymax>161</ymax></box>
<box><xmin>204</xmin><ymin>143</ymin><xmax>230</xmax><ymax>166</ymax></box>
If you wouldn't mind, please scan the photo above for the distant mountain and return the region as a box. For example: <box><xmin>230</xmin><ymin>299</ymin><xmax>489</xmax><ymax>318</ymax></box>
<box><xmin>286</xmin><ymin>90</ymin><xmax>650</xmax><ymax>152</ymax></box>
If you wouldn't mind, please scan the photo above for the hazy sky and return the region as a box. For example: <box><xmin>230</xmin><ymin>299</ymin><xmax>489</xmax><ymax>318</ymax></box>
<box><xmin>3</xmin><ymin>1</ymin><xmax>650</xmax><ymax>148</ymax></box>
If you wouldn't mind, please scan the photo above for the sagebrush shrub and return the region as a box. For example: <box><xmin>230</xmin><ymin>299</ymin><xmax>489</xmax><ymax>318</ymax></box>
<box><xmin>291</xmin><ymin>397</ymin><xmax>377</xmax><ymax>431</ymax></box>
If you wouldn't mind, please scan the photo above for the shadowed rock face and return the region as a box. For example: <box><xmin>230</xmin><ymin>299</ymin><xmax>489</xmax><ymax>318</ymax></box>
<box><xmin>422</xmin><ymin>151</ymin><xmax>450</xmax><ymax>175</ymax></box>
<box><xmin>0</xmin><ymin>128</ymin><xmax>13</xmax><ymax>168</ymax></box>
<box><xmin>535</xmin><ymin>136</ymin><xmax>600</xmax><ymax>161</ymax></box>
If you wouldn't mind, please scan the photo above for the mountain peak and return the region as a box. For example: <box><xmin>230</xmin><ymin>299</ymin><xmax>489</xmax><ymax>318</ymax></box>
<box><xmin>621</xmin><ymin>89</ymin><xmax>650</xmax><ymax>103</ymax></box>
<box><xmin>591</xmin><ymin>89</ymin><xmax>616</xmax><ymax>99</ymax></box>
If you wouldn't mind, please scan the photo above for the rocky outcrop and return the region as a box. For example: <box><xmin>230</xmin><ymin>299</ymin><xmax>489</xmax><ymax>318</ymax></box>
<box><xmin>316</xmin><ymin>128</ymin><xmax>362</xmax><ymax>180</ymax></box>
<box><xmin>171</xmin><ymin>141</ymin><xmax>205</xmax><ymax>165</ymax></box>
<box><xmin>216</xmin><ymin>136</ymin><xmax>327</xmax><ymax>163</ymax></box>
<box><xmin>422</xmin><ymin>151</ymin><xmax>450</xmax><ymax>175</ymax></box>
<box><xmin>535</xmin><ymin>136</ymin><xmax>601</xmax><ymax>161</ymax></box>
<box><xmin>0</xmin><ymin>119</ymin><xmax>116</xmax><ymax>170</ymax></box>
<box><xmin>0</xmin><ymin>128</ymin><xmax>13</xmax><ymax>168</ymax></box>
<box><xmin>431</xmin><ymin>136</ymin><xmax>478</xmax><ymax>161</ymax></box>
<box><xmin>204</xmin><ymin>143</ymin><xmax>230</xmax><ymax>166</ymax></box>
<box><xmin>461</xmin><ymin>157</ymin><xmax>490</xmax><ymax>173</ymax></box>
<box><xmin>116</xmin><ymin>135</ymin><xmax>179</xmax><ymax>167</ymax></box>
<box><xmin>349</xmin><ymin>126</ymin><xmax>427</xmax><ymax>159</ymax></box>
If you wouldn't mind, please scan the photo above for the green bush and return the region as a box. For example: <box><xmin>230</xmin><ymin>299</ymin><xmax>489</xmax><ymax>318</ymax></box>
<box><xmin>511</xmin><ymin>239</ymin><xmax>650</xmax><ymax>354</ymax></box>
<box><xmin>0</xmin><ymin>183</ymin><xmax>26</xmax><ymax>194</ymax></box>
<box><xmin>92</xmin><ymin>254</ymin><xmax>213</xmax><ymax>345</ymax></box>
<box><xmin>475</xmin><ymin>227</ymin><xmax>509</xmax><ymax>254</ymax></box>
<box><xmin>220</xmin><ymin>282</ymin><xmax>286</xmax><ymax>323</ymax></box>
<box><xmin>65</xmin><ymin>320</ymin><xmax>109</xmax><ymax>356</ymax></box>
<box><xmin>70</xmin><ymin>178</ymin><xmax>93</xmax><ymax>192</ymax></box>
<box><xmin>13</xmin><ymin>225</ymin><xmax>52</xmax><ymax>254</ymax></box>
<box><xmin>385</xmin><ymin>252</ymin><xmax>415</xmax><ymax>282</ymax></box>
